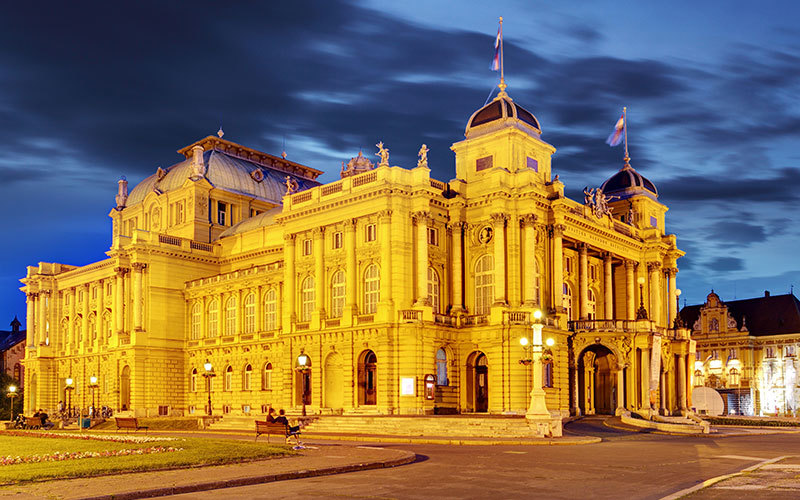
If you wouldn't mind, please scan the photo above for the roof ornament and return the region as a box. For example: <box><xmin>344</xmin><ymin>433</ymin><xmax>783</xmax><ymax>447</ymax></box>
<box><xmin>251</xmin><ymin>168</ymin><xmax>264</xmax><ymax>183</ymax></box>
<box><xmin>217</xmin><ymin>127</ymin><xmax>224</xmax><ymax>138</ymax></box>
<box><xmin>417</xmin><ymin>144</ymin><xmax>429</xmax><ymax>168</ymax></box>
<box><xmin>189</xmin><ymin>145</ymin><xmax>206</xmax><ymax>181</ymax></box>
<box><xmin>285</xmin><ymin>176</ymin><xmax>299</xmax><ymax>195</ymax></box>
<box><xmin>375</xmin><ymin>141</ymin><xmax>389</xmax><ymax>167</ymax></box>
<box><xmin>115</xmin><ymin>176</ymin><xmax>128</xmax><ymax>211</ymax></box>
<box><xmin>156</xmin><ymin>166</ymin><xmax>167</xmax><ymax>181</ymax></box>
<box><xmin>341</xmin><ymin>151</ymin><xmax>375</xmax><ymax>178</ymax></box>
<box><xmin>583</xmin><ymin>186</ymin><xmax>618</xmax><ymax>218</ymax></box>
<box><xmin>491</xmin><ymin>17</ymin><xmax>508</xmax><ymax>98</ymax></box>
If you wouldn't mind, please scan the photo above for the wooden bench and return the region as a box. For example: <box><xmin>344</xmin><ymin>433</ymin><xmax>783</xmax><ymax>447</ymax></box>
<box><xmin>115</xmin><ymin>417</ymin><xmax>149</xmax><ymax>433</ymax></box>
<box><xmin>254</xmin><ymin>420</ymin><xmax>299</xmax><ymax>443</ymax></box>
<box><xmin>24</xmin><ymin>416</ymin><xmax>42</xmax><ymax>429</ymax></box>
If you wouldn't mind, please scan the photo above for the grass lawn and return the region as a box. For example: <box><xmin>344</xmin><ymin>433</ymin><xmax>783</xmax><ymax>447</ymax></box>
<box><xmin>91</xmin><ymin>417</ymin><xmax>200</xmax><ymax>431</ymax></box>
<box><xmin>0</xmin><ymin>432</ymin><xmax>294</xmax><ymax>485</ymax></box>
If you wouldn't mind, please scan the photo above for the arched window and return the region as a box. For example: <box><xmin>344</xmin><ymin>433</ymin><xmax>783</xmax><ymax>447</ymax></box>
<box><xmin>224</xmin><ymin>365</ymin><xmax>233</xmax><ymax>391</ymax></box>
<box><xmin>301</xmin><ymin>277</ymin><xmax>315</xmax><ymax>322</ymax></box>
<box><xmin>225</xmin><ymin>297</ymin><xmax>237</xmax><ymax>335</ymax></box>
<box><xmin>363</xmin><ymin>264</ymin><xmax>380</xmax><ymax>314</ymax></box>
<box><xmin>587</xmin><ymin>289</ymin><xmax>597</xmax><ymax>320</ymax></box>
<box><xmin>694</xmin><ymin>369</ymin><xmax>705</xmax><ymax>387</ymax></box>
<box><xmin>88</xmin><ymin>313</ymin><xmax>97</xmax><ymax>341</ymax></box>
<box><xmin>436</xmin><ymin>348</ymin><xmax>448</xmax><ymax>385</ymax></box>
<box><xmin>543</xmin><ymin>351</ymin><xmax>554</xmax><ymax>388</ymax></box>
<box><xmin>330</xmin><ymin>270</ymin><xmax>346</xmax><ymax>318</ymax></box>
<box><xmin>428</xmin><ymin>267</ymin><xmax>440</xmax><ymax>313</ymax></box>
<box><xmin>243</xmin><ymin>364</ymin><xmax>252</xmax><ymax>391</ymax></box>
<box><xmin>243</xmin><ymin>293</ymin><xmax>256</xmax><ymax>334</ymax></box>
<box><xmin>191</xmin><ymin>303</ymin><xmax>202</xmax><ymax>340</ymax></box>
<box><xmin>190</xmin><ymin>368</ymin><xmax>197</xmax><ymax>392</ymax></box>
<box><xmin>728</xmin><ymin>368</ymin><xmax>740</xmax><ymax>386</ymax></box>
<box><xmin>262</xmin><ymin>362</ymin><xmax>273</xmax><ymax>390</ymax></box>
<box><xmin>60</xmin><ymin>318</ymin><xmax>69</xmax><ymax>345</ymax></box>
<box><xmin>207</xmin><ymin>300</ymin><xmax>219</xmax><ymax>338</ymax></box>
<box><xmin>103</xmin><ymin>311</ymin><xmax>112</xmax><ymax>339</ymax></box>
<box><xmin>562</xmin><ymin>283</ymin><xmax>573</xmax><ymax>320</ymax></box>
<box><xmin>709</xmin><ymin>318</ymin><xmax>719</xmax><ymax>332</ymax></box>
<box><xmin>13</xmin><ymin>363</ymin><xmax>21</xmax><ymax>382</ymax></box>
<box><xmin>475</xmin><ymin>255</ymin><xmax>494</xmax><ymax>315</ymax></box>
<box><xmin>73</xmin><ymin>317</ymin><xmax>81</xmax><ymax>347</ymax></box>
<box><xmin>263</xmin><ymin>289</ymin><xmax>277</xmax><ymax>331</ymax></box>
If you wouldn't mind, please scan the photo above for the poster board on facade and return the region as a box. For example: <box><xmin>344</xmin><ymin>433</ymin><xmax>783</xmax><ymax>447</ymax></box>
<box><xmin>400</xmin><ymin>377</ymin><xmax>416</xmax><ymax>396</ymax></box>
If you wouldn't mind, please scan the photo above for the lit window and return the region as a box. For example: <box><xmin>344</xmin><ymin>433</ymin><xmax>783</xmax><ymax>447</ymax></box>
<box><xmin>225</xmin><ymin>297</ymin><xmax>237</xmax><ymax>335</ymax></box>
<box><xmin>475</xmin><ymin>255</ymin><xmax>494</xmax><ymax>315</ymax></box>
<box><xmin>543</xmin><ymin>355</ymin><xmax>554</xmax><ymax>388</ymax></box>
<box><xmin>365</xmin><ymin>224</ymin><xmax>376</xmax><ymax>242</ymax></box>
<box><xmin>243</xmin><ymin>364</ymin><xmax>252</xmax><ymax>391</ymax></box>
<box><xmin>428</xmin><ymin>227</ymin><xmax>438</xmax><ymax>246</ymax></box>
<box><xmin>224</xmin><ymin>366</ymin><xmax>233</xmax><ymax>391</ymax></box>
<box><xmin>243</xmin><ymin>293</ymin><xmax>255</xmax><ymax>334</ymax></box>
<box><xmin>263</xmin><ymin>362</ymin><xmax>273</xmax><ymax>390</ymax></box>
<box><xmin>330</xmin><ymin>270</ymin><xmax>345</xmax><ymax>318</ymax></box>
<box><xmin>207</xmin><ymin>300</ymin><xmax>219</xmax><ymax>338</ymax></box>
<box><xmin>694</xmin><ymin>370</ymin><xmax>704</xmax><ymax>387</ymax></box>
<box><xmin>428</xmin><ymin>267</ymin><xmax>440</xmax><ymax>313</ymax></box>
<box><xmin>217</xmin><ymin>201</ymin><xmax>227</xmax><ymax>226</ymax></box>
<box><xmin>786</xmin><ymin>345</ymin><xmax>796</xmax><ymax>357</ymax></box>
<box><xmin>263</xmin><ymin>289</ymin><xmax>277</xmax><ymax>331</ymax></box>
<box><xmin>728</xmin><ymin>368</ymin><xmax>740</xmax><ymax>386</ymax></box>
<box><xmin>191</xmin><ymin>368</ymin><xmax>197</xmax><ymax>392</ymax></box>
<box><xmin>303</xmin><ymin>239</ymin><xmax>313</xmax><ymax>256</ymax></box>
<box><xmin>363</xmin><ymin>264</ymin><xmax>380</xmax><ymax>314</ymax></box>
<box><xmin>333</xmin><ymin>231</ymin><xmax>343</xmax><ymax>249</ymax></box>
<box><xmin>301</xmin><ymin>277</ymin><xmax>315</xmax><ymax>322</ymax></box>
<box><xmin>191</xmin><ymin>303</ymin><xmax>202</xmax><ymax>339</ymax></box>
<box><xmin>766</xmin><ymin>346</ymin><xmax>775</xmax><ymax>358</ymax></box>
<box><xmin>587</xmin><ymin>289</ymin><xmax>596</xmax><ymax>320</ymax></box>
<box><xmin>436</xmin><ymin>348</ymin><xmax>448</xmax><ymax>386</ymax></box>
<box><xmin>562</xmin><ymin>283</ymin><xmax>573</xmax><ymax>320</ymax></box>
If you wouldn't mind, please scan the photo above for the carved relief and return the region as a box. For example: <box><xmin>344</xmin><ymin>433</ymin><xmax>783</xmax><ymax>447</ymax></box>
<box><xmin>477</xmin><ymin>225</ymin><xmax>493</xmax><ymax>244</ymax></box>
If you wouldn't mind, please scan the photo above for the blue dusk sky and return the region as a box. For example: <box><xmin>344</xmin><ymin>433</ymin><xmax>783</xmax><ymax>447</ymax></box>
<box><xmin>1</xmin><ymin>0</ymin><xmax>799</xmax><ymax>325</ymax></box>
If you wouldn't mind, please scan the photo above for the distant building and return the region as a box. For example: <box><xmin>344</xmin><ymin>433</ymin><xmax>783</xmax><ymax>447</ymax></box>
<box><xmin>681</xmin><ymin>291</ymin><xmax>800</xmax><ymax>416</ymax></box>
<box><xmin>0</xmin><ymin>317</ymin><xmax>26</xmax><ymax>386</ymax></box>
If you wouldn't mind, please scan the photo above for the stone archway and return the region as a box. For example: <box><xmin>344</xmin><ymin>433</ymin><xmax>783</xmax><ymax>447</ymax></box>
<box><xmin>357</xmin><ymin>350</ymin><xmax>377</xmax><ymax>406</ymax></box>
<box><xmin>323</xmin><ymin>352</ymin><xmax>344</xmax><ymax>411</ymax></box>
<box><xmin>466</xmin><ymin>351</ymin><xmax>488</xmax><ymax>413</ymax></box>
<box><xmin>578</xmin><ymin>345</ymin><xmax>618</xmax><ymax>415</ymax></box>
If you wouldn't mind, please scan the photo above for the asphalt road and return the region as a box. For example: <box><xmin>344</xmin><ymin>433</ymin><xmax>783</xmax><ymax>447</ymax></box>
<box><xmin>167</xmin><ymin>417</ymin><xmax>800</xmax><ymax>500</ymax></box>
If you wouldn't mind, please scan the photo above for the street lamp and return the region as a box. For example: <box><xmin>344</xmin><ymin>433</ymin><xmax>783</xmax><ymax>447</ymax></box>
<box><xmin>65</xmin><ymin>378</ymin><xmax>75</xmax><ymax>417</ymax></box>
<box><xmin>7</xmin><ymin>386</ymin><xmax>17</xmax><ymax>423</ymax></box>
<box><xmin>519</xmin><ymin>310</ymin><xmax>550</xmax><ymax>419</ymax></box>
<box><xmin>636</xmin><ymin>276</ymin><xmax>648</xmax><ymax>320</ymax></box>
<box><xmin>202</xmin><ymin>360</ymin><xmax>216</xmax><ymax>416</ymax></box>
<box><xmin>88</xmin><ymin>376</ymin><xmax>99</xmax><ymax>418</ymax></box>
<box><xmin>296</xmin><ymin>353</ymin><xmax>310</xmax><ymax>416</ymax></box>
<box><xmin>673</xmin><ymin>289</ymin><xmax>684</xmax><ymax>328</ymax></box>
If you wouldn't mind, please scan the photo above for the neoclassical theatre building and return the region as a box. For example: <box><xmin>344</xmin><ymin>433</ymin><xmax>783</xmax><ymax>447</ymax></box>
<box><xmin>21</xmin><ymin>87</ymin><xmax>692</xmax><ymax>423</ymax></box>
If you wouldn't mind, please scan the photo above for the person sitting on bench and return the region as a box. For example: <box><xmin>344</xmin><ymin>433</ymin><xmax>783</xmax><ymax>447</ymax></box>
<box><xmin>274</xmin><ymin>409</ymin><xmax>300</xmax><ymax>435</ymax></box>
<box><xmin>266</xmin><ymin>407</ymin><xmax>277</xmax><ymax>423</ymax></box>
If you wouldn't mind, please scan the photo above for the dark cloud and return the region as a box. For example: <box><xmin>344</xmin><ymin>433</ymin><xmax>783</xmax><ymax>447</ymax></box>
<box><xmin>706</xmin><ymin>221</ymin><xmax>766</xmax><ymax>245</ymax></box>
<box><xmin>706</xmin><ymin>257</ymin><xmax>745</xmax><ymax>272</ymax></box>
<box><xmin>658</xmin><ymin>167</ymin><xmax>800</xmax><ymax>204</ymax></box>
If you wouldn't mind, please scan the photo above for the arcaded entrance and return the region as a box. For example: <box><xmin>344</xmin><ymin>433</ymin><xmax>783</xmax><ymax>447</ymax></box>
<box><xmin>578</xmin><ymin>345</ymin><xmax>618</xmax><ymax>415</ymax></box>
<box><xmin>466</xmin><ymin>351</ymin><xmax>489</xmax><ymax>413</ymax></box>
<box><xmin>358</xmin><ymin>350</ymin><xmax>377</xmax><ymax>406</ymax></box>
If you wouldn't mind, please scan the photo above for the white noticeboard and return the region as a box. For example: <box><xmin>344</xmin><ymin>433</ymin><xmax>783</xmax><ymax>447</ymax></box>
<box><xmin>401</xmin><ymin>377</ymin><xmax>416</xmax><ymax>396</ymax></box>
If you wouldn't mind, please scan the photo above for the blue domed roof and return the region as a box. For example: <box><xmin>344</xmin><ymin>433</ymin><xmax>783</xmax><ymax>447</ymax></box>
<box><xmin>465</xmin><ymin>94</ymin><xmax>541</xmax><ymax>139</ymax></box>
<box><xmin>600</xmin><ymin>163</ymin><xmax>658</xmax><ymax>200</ymax></box>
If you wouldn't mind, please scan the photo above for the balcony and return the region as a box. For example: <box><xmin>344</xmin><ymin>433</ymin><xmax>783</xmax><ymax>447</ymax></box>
<box><xmin>569</xmin><ymin>319</ymin><xmax>669</xmax><ymax>335</ymax></box>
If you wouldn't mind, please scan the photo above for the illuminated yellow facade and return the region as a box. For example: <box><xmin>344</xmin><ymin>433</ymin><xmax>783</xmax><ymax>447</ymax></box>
<box><xmin>21</xmin><ymin>89</ymin><xmax>692</xmax><ymax>431</ymax></box>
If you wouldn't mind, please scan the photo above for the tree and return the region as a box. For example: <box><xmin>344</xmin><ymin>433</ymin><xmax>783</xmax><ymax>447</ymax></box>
<box><xmin>0</xmin><ymin>372</ymin><xmax>23</xmax><ymax>421</ymax></box>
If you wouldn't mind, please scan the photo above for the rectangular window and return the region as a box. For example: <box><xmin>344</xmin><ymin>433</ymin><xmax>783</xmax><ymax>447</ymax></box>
<box><xmin>766</xmin><ymin>346</ymin><xmax>775</xmax><ymax>358</ymax></box>
<box><xmin>728</xmin><ymin>348</ymin><xmax>737</xmax><ymax>359</ymax></box>
<box><xmin>250</xmin><ymin>208</ymin><xmax>261</xmax><ymax>218</ymax></box>
<box><xmin>217</xmin><ymin>201</ymin><xmax>227</xmax><ymax>226</ymax></box>
<box><xmin>302</xmin><ymin>239</ymin><xmax>313</xmax><ymax>256</ymax></box>
<box><xmin>565</xmin><ymin>257</ymin><xmax>572</xmax><ymax>274</ymax></box>
<box><xmin>650</xmin><ymin>216</ymin><xmax>658</xmax><ymax>227</ymax></box>
<box><xmin>526</xmin><ymin>156</ymin><xmax>539</xmax><ymax>172</ymax></box>
<box><xmin>365</xmin><ymin>224</ymin><xmax>376</xmax><ymax>242</ymax></box>
<box><xmin>786</xmin><ymin>345</ymin><xmax>796</xmax><ymax>357</ymax></box>
<box><xmin>332</xmin><ymin>231</ymin><xmax>343</xmax><ymax>249</ymax></box>
<box><xmin>92</xmin><ymin>287</ymin><xmax>98</xmax><ymax>299</ymax></box>
<box><xmin>106</xmin><ymin>283</ymin><xmax>112</xmax><ymax>296</ymax></box>
<box><xmin>175</xmin><ymin>201</ymin><xmax>184</xmax><ymax>225</ymax></box>
<box><xmin>476</xmin><ymin>155</ymin><xmax>493</xmax><ymax>172</ymax></box>
<box><xmin>590</xmin><ymin>265</ymin><xmax>596</xmax><ymax>280</ymax></box>
<box><xmin>427</xmin><ymin>227</ymin><xmax>438</xmax><ymax>246</ymax></box>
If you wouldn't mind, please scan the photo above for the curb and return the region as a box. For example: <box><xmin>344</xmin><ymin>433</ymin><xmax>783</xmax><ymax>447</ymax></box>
<box><xmin>602</xmin><ymin>418</ymin><xmax>798</xmax><ymax>438</ymax></box>
<box><xmin>78</xmin><ymin>451</ymin><xmax>417</xmax><ymax>500</ymax></box>
<box><xmin>300</xmin><ymin>433</ymin><xmax>601</xmax><ymax>446</ymax></box>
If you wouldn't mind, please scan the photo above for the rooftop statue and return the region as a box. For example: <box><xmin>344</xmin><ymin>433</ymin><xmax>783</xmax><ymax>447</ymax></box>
<box><xmin>375</xmin><ymin>141</ymin><xmax>389</xmax><ymax>167</ymax></box>
<box><xmin>417</xmin><ymin>144</ymin><xmax>429</xmax><ymax>168</ymax></box>
<box><xmin>285</xmin><ymin>176</ymin><xmax>299</xmax><ymax>195</ymax></box>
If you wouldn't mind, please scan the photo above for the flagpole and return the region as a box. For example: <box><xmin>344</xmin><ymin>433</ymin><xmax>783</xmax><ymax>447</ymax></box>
<box><xmin>623</xmin><ymin>106</ymin><xmax>630</xmax><ymax>166</ymax></box>
<box><xmin>498</xmin><ymin>16</ymin><xmax>506</xmax><ymax>96</ymax></box>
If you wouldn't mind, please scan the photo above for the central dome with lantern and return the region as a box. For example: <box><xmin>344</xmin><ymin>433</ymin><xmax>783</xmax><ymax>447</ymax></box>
<box><xmin>464</xmin><ymin>87</ymin><xmax>542</xmax><ymax>140</ymax></box>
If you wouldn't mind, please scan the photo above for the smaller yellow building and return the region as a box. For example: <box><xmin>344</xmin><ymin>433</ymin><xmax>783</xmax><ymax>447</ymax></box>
<box><xmin>683</xmin><ymin>291</ymin><xmax>800</xmax><ymax>416</ymax></box>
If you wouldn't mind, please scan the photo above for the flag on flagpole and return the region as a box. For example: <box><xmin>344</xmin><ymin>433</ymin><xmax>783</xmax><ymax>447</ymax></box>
<box><xmin>606</xmin><ymin>113</ymin><xmax>625</xmax><ymax>146</ymax></box>
<box><xmin>491</xmin><ymin>27</ymin><xmax>501</xmax><ymax>71</ymax></box>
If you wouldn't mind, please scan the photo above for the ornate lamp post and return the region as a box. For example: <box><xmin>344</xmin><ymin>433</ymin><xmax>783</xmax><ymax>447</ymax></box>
<box><xmin>673</xmin><ymin>288</ymin><xmax>684</xmax><ymax>328</ymax></box>
<box><xmin>202</xmin><ymin>360</ymin><xmax>216</xmax><ymax>416</ymax></box>
<box><xmin>65</xmin><ymin>378</ymin><xmax>75</xmax><ymax>417</ymax></box>
<box><xmin>88</xmin><ymin>376</ymin><xmax>99</xmax><ymax>417</ymax></box>
<box><xmin>636</xmin><ymin>276</ymin><xmax>648</xmax><ymax>320</ymax></box>
<box><xmin>7</xmin><ymin>385</ymin><xmax>17</xmax><ymax>423</ymax></box>
<box><xmin>519</xmin><ymin>310</ymin><xmax>550</xmax><ymax>418</ymax></box>
<box><xmin>296</xmin><ymin>353</ymin><xmax>310</xmax><ymax>416</ymax></box>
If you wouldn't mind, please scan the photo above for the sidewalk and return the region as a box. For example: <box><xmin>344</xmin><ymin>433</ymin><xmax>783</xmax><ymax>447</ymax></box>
<box><xmin>604</xmin><ymin>416</ymin><xmax>800</xmax><ymax>438</ymax></box>
<box><xmin>0</xmin><ymin>443</ymin><xmax>415</xmax><ymax>500</ymax></box>
<box><xmin>666</xmin><ymin>455</ymin><xmax>800</xmax><ymax>499</ymax></box>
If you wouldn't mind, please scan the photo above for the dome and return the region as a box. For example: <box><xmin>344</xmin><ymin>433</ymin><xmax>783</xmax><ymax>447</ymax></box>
<box><xmin>126</xmin><ymin>142</ymin><xmax>320</xmax><ymax>207</ymax></box>
<box><xmin>465</xmin><ymin>94</ymin><xmax>541</xmax><ymax>139</ymax></box>
<box><xmin>600</xmin><ymin>163</ymin><xmax>658</xmax><ymax>200</ymax></box>
<box><xmin>218</xmin><ymin>206</ymin><xmax>282</xmax><ymax>239</ymax></box>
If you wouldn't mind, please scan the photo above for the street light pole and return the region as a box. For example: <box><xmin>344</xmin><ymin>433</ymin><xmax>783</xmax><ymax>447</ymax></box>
<box><xmin>65</xmin><ymin>378</ymin><xmax>74</xmax><ymax>417</ymax></box>
<box><xmin>520</xmin><ymin>310</ymin><xmax>550</xmax><ymax>419</ymax></box>
<box><xmin>202</xmin><ymin>360</ymin><xmax>216</xmax><ymax>416</ymax></box>
<box><xmin>296</xmin><ymin>353</ymin><xmax>310</xmax><ymax>416</ymax></box>
<box><xmin>636</xmin><ymin>276</ymin><xmax>648</xmax><ymax>320</ymax></box>
<box><xmin>88</xmin><ymin>376</ymin><xmax>98</xmax><ymax>418</ymax></box>
<box><xmin>7</xmin><ymin>386</ymin><xmax>17</xmax><ymax>423</ymax></box>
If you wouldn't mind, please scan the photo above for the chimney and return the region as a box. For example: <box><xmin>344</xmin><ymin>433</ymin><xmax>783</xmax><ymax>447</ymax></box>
<box><xmin>115</xmin><ymin>176</ymin><xmax>128</xmax><ymax>210</ymax></box>
<box><xmin>765</xmin><ymin>290</ymin><xmax>771</xmax><ymax>297</ymax></box>
<box><xmin>190</xmin><ymin>145</ymin><xmax>206</xmax><ymax>180</ymax></box>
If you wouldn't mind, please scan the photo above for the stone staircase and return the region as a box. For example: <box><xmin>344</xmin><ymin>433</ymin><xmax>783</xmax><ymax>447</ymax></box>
<box><xmin>207</xmin><ymin>414</ymin><xmax>539</xmax><ymax>438</ymax></box>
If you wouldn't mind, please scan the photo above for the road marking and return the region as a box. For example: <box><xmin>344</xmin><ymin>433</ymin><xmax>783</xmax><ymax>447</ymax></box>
<box><xmin>714</xmin><ymin>485</ymin><xmax>766</xmax><ymax>490</ymax></box>
<box><xmin>762</xmin><ymin>464</ymin><xmax>800</xmax><ymax>470</ymax></box>
<box><xmin>503</xmin><ymin>451</ymin><xmax>527</xmax><ymax>454</ymax></box>
<box><xmin>660</xmin><ymin>455</ymin><xmax>790</xmax><ymax>500</ymax></box>
<box><xmin>357</xmin><ymin>446</ymin><xmax>385</xmax><ymax>450</ymax></box>
<box><xmin>714</xmin><ymin>455</ymin><xmax>768</xmax><ymax>461</ymax></box>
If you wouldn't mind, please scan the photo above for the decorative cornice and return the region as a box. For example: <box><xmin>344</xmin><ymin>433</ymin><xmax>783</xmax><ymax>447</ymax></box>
<box><xmin>490</xmin><ymin>212</ymin><xmax>508</xmax><ymax>227</ymax></box>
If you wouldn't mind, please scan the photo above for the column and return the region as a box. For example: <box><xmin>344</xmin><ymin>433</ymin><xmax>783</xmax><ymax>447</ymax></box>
<box><xmin>378</xmin><ymin>210</ymin><xmax>393</xmax><ymax>307</ymax></box>
<box><xmin>81</xmin><ymin>285</ymin><xmax>89</xmax><ymax>346</ymax></box>
<box><xmin>641</xmin><ymin>348</ymin><xmax>650</xmax><ymax>410</ymax></box>
<box><xmin>603</xmin><ymin>253</ymin><xmax>613</xmax><ymax>319</ymax></box>
<box><xmin>96</xmin><ymin>281</ymin><xmax>104</xmax><ymax>345</ymax></box>
<box><xmin>648</xmin><ymin>262</ymin><xmax>661</xmax><ymax>327</ymax></box>
<box><xmin>667</xmin><ymin>268</ymin><xmax>677</xmax><ymax>327</ymax></box>
<box><xmin>284</xmin><ymin>233</ymin><xmax>297</xmax><ymax>325</ymax></box>
<box><xmin>450</xmin><ymin>221</ymin><xmax>464</xmax><ymax>312</ymax></box>
<box><xmin>660</xmin><ymin>371</ymin><xmax>667</xmax><ymax>415</ymax></box>
<box><xmin>625</xmin><ymin>261</ymin><xmax>635</xmax><ymax>320</ymax></box>
<box><xmin>313</xmin><ymin>227</ymin><xmax>325</xmax><ymax>317</ymax></box>
<box><xmin>25</xmin><ymin>293</ymin><xmax>36</xmax><ymax>347</ymax></box>
<box><xmin>521</xmin><ymin>214</ymin><xmax>537</xmax><ymax>306</ymax></box>
<box><xmin>571</xmin><ymin>358</ymin><xmax>580</xmax><ymax>416</ymax></box>
<box><xmin>132</xmin><ymin>263</ymin><xmax>146</xmax><ymax>331</ymax></box>
<box><xmin>616</xmin><ymin>364</ymin><xmax>625</xmax><ymax>414</ymax></box>
<box><xmin>344</xmin><ymin>220</ymin><xmax>357</xmax><ymax>318</ymax></box>
<box><xmin>37</xmin><ymin>291</ymin><xmax>47</xmax><ymax>345</ymax></box>
<box><xmin>491</xmin><ymin>213</ymin><xmax>507</xmax><ymax>305</ymax></box>
<box><xmin>413</xmin><ymin>211</ymin><xmax>430</xmax><ymax>306</ymax></box>
<box><xmin>69</xmin><ymin>288</ymin><xmax>76</xmax><ymax>349</ymax></box>
<box><xmin>578</xmin><ymin>244</ymin><xmax>588</xmax><ymax>319</ymax></box>
<box><xmin>551</xmin><ymin>225</ymin><xmax>565</xmax><ymax>314</ymax></box>
<box><xmin>114</xmin><ymin>267</ymin><xmax>126</xmax><ymax>334</ymax></box>
<box><xmin>677</xmin><ymin>354</ymin><xmax>687</xmax><ymax>411</ymax></box>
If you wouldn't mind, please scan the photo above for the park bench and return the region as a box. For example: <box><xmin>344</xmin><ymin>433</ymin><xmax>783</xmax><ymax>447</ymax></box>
<box><xmin>24</xmin><ymin>416</ymin><xmax>41</xmax><ymax>429</ymax></box>
<box><xmin>115</xmin><ymin>416</ymin><xmax>149</xmax><ymax>433</ymax></box>
<box><xmin>254</xmin><ymin>420</ymin><xmax>299</xmax><ymax>444</ymax></box>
